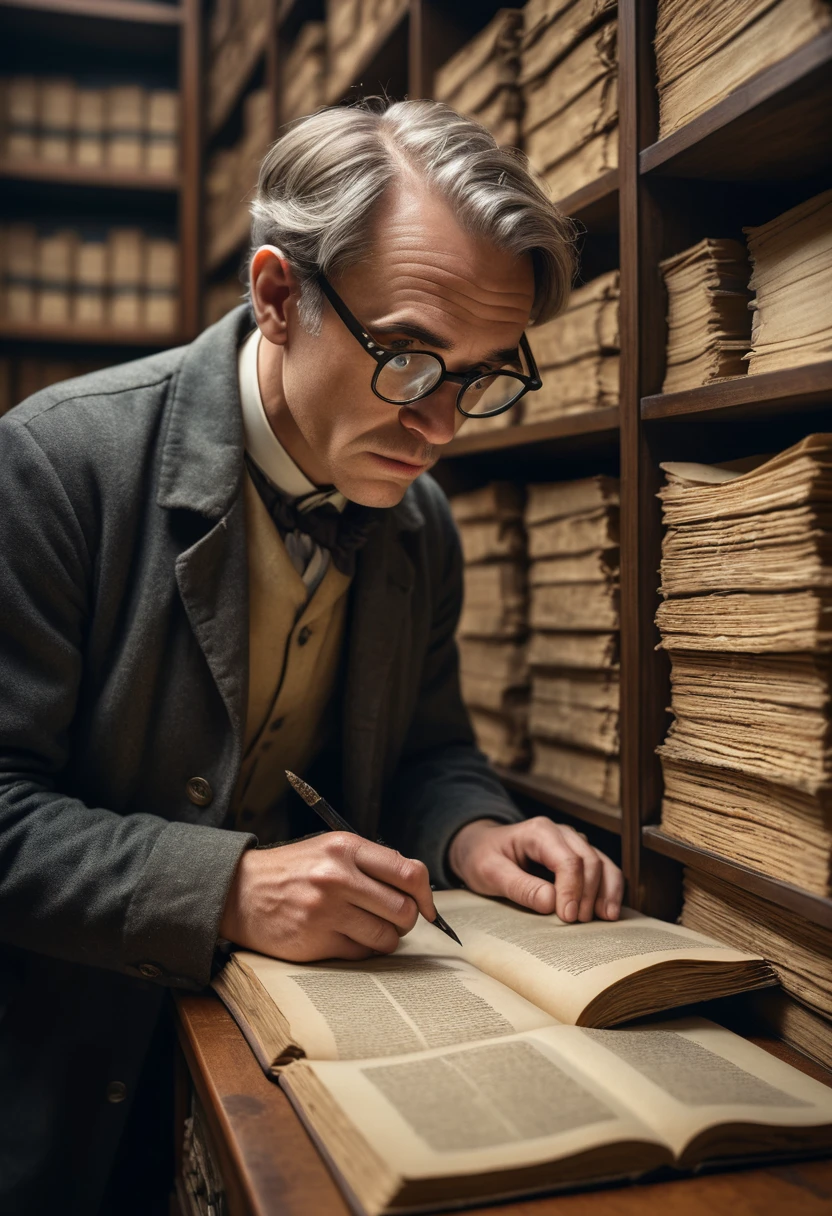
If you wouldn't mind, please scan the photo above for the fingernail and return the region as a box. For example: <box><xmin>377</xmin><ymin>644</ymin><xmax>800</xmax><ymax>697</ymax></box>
<box><xmin>606</xmin><ymin>901</ymin><xmax>619</xmax><ymax>919</ymax></box>
<box><xmin>564</xmin><ymin>900</ymin><xmax>578</xmax><ymax>921</ymax></box>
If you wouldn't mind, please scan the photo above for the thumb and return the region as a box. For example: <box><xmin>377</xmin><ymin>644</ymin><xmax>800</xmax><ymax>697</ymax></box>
<box><xmin>479</xmin><ymin>852</ymin><xmax>556</xmax><ymax>914</ymax></box>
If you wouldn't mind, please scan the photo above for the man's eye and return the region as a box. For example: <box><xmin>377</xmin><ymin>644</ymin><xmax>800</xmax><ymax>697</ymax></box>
<box><xmin>389</xmin><ymin>354</ymin><xmax>411</xmax><ymax>370</ymax></box>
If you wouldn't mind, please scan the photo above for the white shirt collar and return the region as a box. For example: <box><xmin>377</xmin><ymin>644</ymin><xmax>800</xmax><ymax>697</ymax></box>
<box><xmin>238</xmin><ymin>327</ymin><xmax>346</xmax><ymax>512</ymax></box>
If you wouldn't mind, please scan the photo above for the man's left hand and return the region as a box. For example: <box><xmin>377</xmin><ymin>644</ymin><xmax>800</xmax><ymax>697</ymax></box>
<box><xmin>447</xmin><ymin>817</ymin><xmax>623</xmax><ymax>923</ymax></box>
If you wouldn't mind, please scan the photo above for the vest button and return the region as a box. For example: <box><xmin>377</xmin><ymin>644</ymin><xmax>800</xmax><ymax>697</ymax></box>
<box><xmin>106</xmin><ymin>1081</ymin><xmax>127</xmax><ymax>1104</ymax></box>
<box><xmin>270</xmin><ymin>717</ymin><xmax>285</xmax><ymax>732</ymax></box>
<box><xmin>138</xmin><ymin>962</ymin><xmax>161</xmax><ymax>979</ymax></box>
<box><xmin>298</xmin><ymin>626</ymin><xmax>311</xmax><ymax>646</ymax></box>
<box><xmin>186</xmin><ymin>776</ymin><xmax>213</xmax><ymax>806</ymax></box>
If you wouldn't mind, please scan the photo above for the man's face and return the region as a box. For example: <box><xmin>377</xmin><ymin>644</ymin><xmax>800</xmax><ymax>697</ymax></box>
<box><xmin>254</xmin><ymin>180</ymin><xmax>535</xmax><ymax>507</ymax></box>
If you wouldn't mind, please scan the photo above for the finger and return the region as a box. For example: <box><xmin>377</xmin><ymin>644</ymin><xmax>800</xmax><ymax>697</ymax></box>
<box><xmin>329</xmin><ymin>933</ymin><xmax>376</xmax><ymax>961</ymax></box>
<box><xmin>352</xmin><ymin>841</ymin><xmax>436</xmax><ymax>923</ymax></box>
<box><xmin>475</xmin><ymin>849</ymin><xmax>557</xmax><ymax>915</ymax></box>
<box><xmin>593</xmin><ymin>850</ymin><xmax>624</xmax><ymax>920</ymax></box>
<box><xmin>520</xmin><ymin>822</ymin><xmax>587</xmax><ymax>922</ymax></box>
<box><xmin>341</xmin><ymin>904</ymin><xmax>402</xmax><ymax>955</ymax></box>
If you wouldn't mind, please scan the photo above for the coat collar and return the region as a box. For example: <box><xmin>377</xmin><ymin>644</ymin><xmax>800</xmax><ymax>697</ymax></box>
<box><xmin>156</xmin><ymin>303</ymin><xmax>425</xmax><ymax>535</ymax></box>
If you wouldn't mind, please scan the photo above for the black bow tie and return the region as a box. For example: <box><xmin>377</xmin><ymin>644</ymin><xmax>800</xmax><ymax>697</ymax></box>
<box><xmin>245</xmin><ymin>455</ymin><xmax>381</xmax><ymax>578</ymax></box>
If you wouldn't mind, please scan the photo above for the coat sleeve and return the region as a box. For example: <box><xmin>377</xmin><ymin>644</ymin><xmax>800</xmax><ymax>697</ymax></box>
<box><xmin>383</xmin><ymin>480</ymin><xmax>524</xmax><ymax>886</ymax></box>
<box><xmin>0</xmin><ymin>417</ymin><xmax>253</xmax><ymax>989</ymax></box>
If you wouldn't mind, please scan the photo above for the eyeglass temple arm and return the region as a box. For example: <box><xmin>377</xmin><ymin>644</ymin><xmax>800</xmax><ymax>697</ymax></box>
<box><xmin>316</xmin><ymin>274</ymin><xmax>389</xmax><ymax>364</ymax></box>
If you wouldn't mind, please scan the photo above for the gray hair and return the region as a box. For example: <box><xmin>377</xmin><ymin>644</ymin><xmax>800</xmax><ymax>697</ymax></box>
<box><xmin>249</xmin><ymin>98</ymin><xmax>576</xmax><ymax>333</ymax></box>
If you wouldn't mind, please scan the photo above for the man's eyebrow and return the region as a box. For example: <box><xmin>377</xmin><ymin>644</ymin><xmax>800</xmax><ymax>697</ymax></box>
<box><xmin>371</xmin><ymin>321</ymin><xmax>520</xmax><ymax>365</ymax></box>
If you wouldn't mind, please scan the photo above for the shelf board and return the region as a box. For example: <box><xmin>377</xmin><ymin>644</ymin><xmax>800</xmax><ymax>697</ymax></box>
<box><xmin>325</xmin><ymin>0</ymin><xmax>409</xmax><ymax>106</ymax></box>
<box><xmin>442</xmin><ymin>406</ymin><xmax>620</xmax><ymax>459</ymax></box>
<box><xmin>207</xmin><ymin>206</ymin><xmax>251</xmax><ymax>275</ymax></box>
<box><xmin>0</xmin><ymin>321</ymin><xmax>186</xmax><ymax>347</ymax></box>
<box><xmin>557</xmin><ymin>169</ymin><xmax>619</xmax><ymax>231</ymax></box>
<box><xmin>640</xmin><ymin>32</ymin><xmax>832</xmax><ymax>179</ymax></box>
<box><xmin>207</xmin><ymin>25</ymin><xmax>268</xmax><ymax>140</ymax></box>
<box><xmin>496</xmin><ymin>769</ymin><xmax>622</xmax><ymax>836</ymax></box>
<box><xmin>0</xmin><ymin>0</ymin><xmax>182</xmax><ymax>22</ymax></box>
<box><xmin>643</xmin><ymin>826</ymin><xmax>832</xmax><ymax>930</ymax></box>
<box><xmin>641</xmin><ymin>361</ymin><xmax>832</xmax><ymax>422</ymax></box>
<box><xmin>0</xmin><ymin>159</ymin><xmax>179</xmax><ymax>193</ymax></box>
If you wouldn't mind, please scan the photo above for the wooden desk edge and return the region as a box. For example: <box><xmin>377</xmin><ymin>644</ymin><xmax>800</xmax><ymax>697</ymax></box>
<box><xmin>174</xmin><ymin>991</ymin><xmax>832</xmax><ymax>1216</ymax></box>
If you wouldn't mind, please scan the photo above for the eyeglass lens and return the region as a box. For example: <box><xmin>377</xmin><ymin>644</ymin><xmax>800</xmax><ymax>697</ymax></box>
<box><xmin>375</xmin><ymin>352</ymin><xmax>524</xmax><ymax>415</ymax></box>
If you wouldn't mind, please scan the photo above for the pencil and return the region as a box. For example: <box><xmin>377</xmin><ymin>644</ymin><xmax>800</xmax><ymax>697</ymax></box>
<box><xmin>286</xmin><ymin>770</ymin><xmax>462</xmax><ymax>947</ymax></box>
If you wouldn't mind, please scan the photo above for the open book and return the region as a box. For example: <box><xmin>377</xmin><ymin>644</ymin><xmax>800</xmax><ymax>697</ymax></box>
<box><xmin>213</xmin><ymin>894</ymin><xmax>832</xmax><ymax>1215</ymax></box>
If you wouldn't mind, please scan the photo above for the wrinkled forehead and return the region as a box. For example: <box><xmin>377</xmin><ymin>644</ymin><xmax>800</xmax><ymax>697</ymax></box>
<box><xmin>337</xmin><ymin>180</ymin><xmax>535</xmax><ymax>340</ymax></box>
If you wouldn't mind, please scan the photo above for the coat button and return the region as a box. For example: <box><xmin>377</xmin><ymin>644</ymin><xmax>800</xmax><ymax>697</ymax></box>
<box><xmin>106</xmin><ymin>1081</ymin><xmax>127</xmax><ymax>1104</ymax></box>
<box><xmin>297</xmin><ymin>626</ymin><xmax>311</xmax><ymax>646</ymax></box>
<box><xmin>186</xmin><ymin>776</ymin><xmax>213</xmax><ymax>806</ymax></box>
<box><xmin>138</xmin><ymin>962</ymin><xmax>161</xmax><ymax>979</ymax></box>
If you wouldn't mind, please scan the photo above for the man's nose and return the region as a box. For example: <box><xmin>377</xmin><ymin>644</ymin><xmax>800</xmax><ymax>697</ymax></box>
<box><xmin>397</xmin><ymin>384</ymin><xmax>463</xmax><ymax>448</ymax></box>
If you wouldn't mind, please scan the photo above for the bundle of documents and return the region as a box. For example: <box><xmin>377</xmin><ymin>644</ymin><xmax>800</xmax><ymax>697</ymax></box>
<box><xmin>659</xmin><ymin>239</ymin><xmax>752</xmax><ymax>392</ymax></box>
<box><xmin>434</xmin><ymin>10</ymin><xmax>524</xmax><ymax>147</ymax></box>
<box><xmin>281</xmin><ymin>23</ymin><xmax>327</xmax><ymax>121</ymax></box>
<box><xmin>0</xmin><ymin>76</ymin><xmax>179</xmax><ymax>174</ymax></box>
<box><xmin>521</xmin><ymin>0</ymin><xmax>618</xmax><ymax>202</ymax></box>
<box><xmin>211</xmin><ymin>889</ymin><xmax>832</xmax><ymax>1216</ymax></box>
<box><xmin>326</xmin><ymin>0</ymin><xmax>402</xmax><ymax>102</ymax></box>
<box><xmin>682</xmin><ymin>869</ymin><xmax>832</xmax><ymax>1068</ymax></box>
<box><xmin>655</xmin><ymin>435</ymin><xmax>832</xmax><ymax>897</ymax></box>
<box><xmin>0</xmin><ymin>222</ymin><xmax>178</xmax><ymax>334</ymax></box>
<box><xmin>525</xmin><ymin>269</ymin><xmax>620</xmax><ymax>422</ymax></box>
<box><xmin>452</xmin><ymin>483</ymin><xmax>528</xmax><ymax>769</ymax></box>
<box><xmin>744</xmin><ymin>189</ymin><xmax>832</xmax><ymax>376</ymax></box>
<box><xmin>654</xmin><ymin>0</ymin><xmax>832</xmax><ymax>139</ymax></box>
<box><xmin>525</xmin><ymin>476</ymin><xmax>621</xmax><ymax>806</ymax></box>
<box><xmin>205</xmin><ymin>89</ymin><xmax>271</xmax><ymax>262</ymax></box>
<box><xmin>208</xmin><ymin>0</ymin><xmax>270</xmax><ymax>130</ymax></box>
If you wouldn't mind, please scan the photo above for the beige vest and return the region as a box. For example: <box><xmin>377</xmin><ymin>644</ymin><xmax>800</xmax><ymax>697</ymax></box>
<box><xmin>232</xmin><ymin>472</ymin><xmax>352</xmax><ymax>842</ymax></box>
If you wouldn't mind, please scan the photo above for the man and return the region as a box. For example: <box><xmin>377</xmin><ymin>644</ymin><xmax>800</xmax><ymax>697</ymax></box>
<box><xmin>0</xmin><ymin>99</ymin><xmax>623</xmax><ymax>1213</ymax></box>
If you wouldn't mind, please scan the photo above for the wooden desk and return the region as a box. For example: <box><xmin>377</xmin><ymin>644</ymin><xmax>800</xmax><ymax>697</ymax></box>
<box><xmin>173</xmin><ymin>992</ymin><xmax>832</xmax><ymax>1216</ymax></box>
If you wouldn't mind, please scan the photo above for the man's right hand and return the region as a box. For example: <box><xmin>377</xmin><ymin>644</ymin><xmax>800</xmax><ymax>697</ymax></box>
<box><xmin>218</xmin><ymin>833</ymin><xmax>438</xmax><ymax>961</ymax></box>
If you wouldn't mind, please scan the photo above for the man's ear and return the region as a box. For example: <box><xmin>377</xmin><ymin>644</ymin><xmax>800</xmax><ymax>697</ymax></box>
<box><xmin>249</xmin><ymin>246</ymin><xmax>301</xmax><ymax>347</ymax></box>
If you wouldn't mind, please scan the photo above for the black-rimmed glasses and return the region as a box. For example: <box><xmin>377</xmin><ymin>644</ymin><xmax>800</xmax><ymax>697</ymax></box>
<box><xmin>318</xmin><ymin>274</ymin><xmax>542</xmax><ymax>418</ymax></box>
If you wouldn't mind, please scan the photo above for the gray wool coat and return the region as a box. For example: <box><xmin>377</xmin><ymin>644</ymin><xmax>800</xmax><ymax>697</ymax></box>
<box><xmin>0</xmin><ymin>305</ymin><xmax>522</xmax><ymax>1213</ymax></box>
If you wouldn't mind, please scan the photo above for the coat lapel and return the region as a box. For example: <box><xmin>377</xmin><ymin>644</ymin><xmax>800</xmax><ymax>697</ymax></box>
<box><xmin>342</xmin><ymin>494</ymin><xmax>423</xmax><ymax>836</ymax></box>
<box><xmin>157</xmin><ymin>307</ymin><xmax>254</xmax><ymax>770</ymax></box>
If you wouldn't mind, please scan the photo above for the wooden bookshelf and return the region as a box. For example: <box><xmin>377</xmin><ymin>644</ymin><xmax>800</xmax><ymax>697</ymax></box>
<box><xmin>643</xmin><ymin>827</ymin><xmax>832</xmax><ymax>931</ymax></box>
<box><xmin>497</xmin><ymin>769</ymin><xmax>622</xmax><ymax>837</ymax></box>
<box><xmin>192</xmin><ymin>0</ymin><xmax>832</xmax><ymax>946</ymax></box>
<box><xmin>0</xmin><ymin>159</ymin><xmax>180</xmax><ymax>192</ymax></box>
<box><xmin>207</xmin><ymin>25</ymin><xmax>269</xmax><ymax>138</ymax></box>
<box><xmin>639</xmin><ymin>31</ymin><xmax>832</xmax><ymax>179</ymax></box>
<box><xmin>1</xmin><ymin>0</ymin><xmax>183</xmax><ymax>22</ymax></box>
<box><xmin>443</xmin><ymin>408</ymin><xmax>620</xmax><ymax>459</ymax></box>
<box><xmin>0</xmin><ymin>321</ymin><xmax>188</xmax><ymax>346</ymax></box>
<box><xmin>642</xmin><ymin>361</ymin><xmax>832</xmax><ymax>422</ymax></box>
<box><xmin>0</xmin><ymin>0</ymin><xmax>202</xmax><ymax>350</ymax></box>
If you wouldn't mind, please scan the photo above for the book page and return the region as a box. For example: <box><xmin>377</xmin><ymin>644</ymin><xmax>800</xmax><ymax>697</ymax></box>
<box><xmin>407</xmin><ymin>891</ymin><xmax>764</xmax><ymax>1024</ymax></box>
<box><xmin>297</xmin><ymin>1028</ymin><xmax>665</xmax><ymax>1183</ymax></box>
<box><xmin>556</xmin><ymin>1017</ymin><xmax>832</xmax><ymax>1160</ymax></box>
<box><xmin>234</xmin><ymin>949</ymin><xmax>558</xmax><ymax>1061</ymax></box>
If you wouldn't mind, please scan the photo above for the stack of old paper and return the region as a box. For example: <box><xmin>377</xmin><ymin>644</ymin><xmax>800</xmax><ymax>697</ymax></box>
<box><xmin>655</xmin><ymin>433</ymin><xmax>832</xmax><ymax>897</ymax></box>
<box><xmin>281</xmin><ymin>23</ymin><xmax>327</xmax><ymax>121</ymax></box>
<box><xmin>524</xmin><ymin>476</ymin><xmax>620</xmax><ymax>806</ymax></box>
<box><xmin>452</xmin><ymin>483</ymin><xmax>529</xmax><ymax>769</ymax></box>
<box><xmin>659</xmin><ymin>239</ymin><xmax>752</xmax><ymax>392</ymax></box>
<box><xmin>683</xmin><ymin>868</ymin><xmax>832</xmax><ymax>1069</ymax></box>
<box><xmin>654</xmin><ymin>0</ymin><xmax>832</xmax><ymax>139</ymax></box>
<box><xmin>434</xmin><ymin>10</ymin><xmax>524</xmax><ymax>147</ymax></box>
<box><xmin>743</xmin><ymin>189</ymin><xmax>832</xmax><ymax>376</ymax></box>
<box><xmin>521</xmin><ymin>0</ymin><xmax>617</xmax><ymax>202</ymax></box>
<box><xmin>525</xmin><ymin>269</ymin><xmax>620</xmax><ymax>422</ymax></box>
